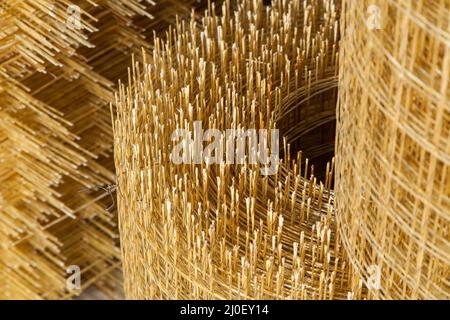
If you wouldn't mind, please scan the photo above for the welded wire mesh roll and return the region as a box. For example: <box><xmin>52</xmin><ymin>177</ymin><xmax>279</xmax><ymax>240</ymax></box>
<box><xmin>336</xmin><ymin>0</ymin><xmax>450</xmax><ymax>299</ymax></box>
<box><xmin>113</xmin><ymin>0</ymin><xmax>368</xmax><ymax>299</ymax></box>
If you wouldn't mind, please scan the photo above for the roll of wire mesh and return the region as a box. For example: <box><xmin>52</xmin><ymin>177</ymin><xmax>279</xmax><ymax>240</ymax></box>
<box><xmin>336</xmin><ymin>0</ymin><xmax>449</xmax><ymax>299</ymax></box>
<box><xmin>113</xmin><ymin>0</ymin><xmax>368</xmax><ymax>299</ymax></box>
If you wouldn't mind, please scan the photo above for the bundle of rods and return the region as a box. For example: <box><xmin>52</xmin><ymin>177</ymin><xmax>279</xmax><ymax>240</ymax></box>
<box><xmin>0</xmin><ymin>0</ymin><xmax>208</xmax><ymax>299</ymax></box>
